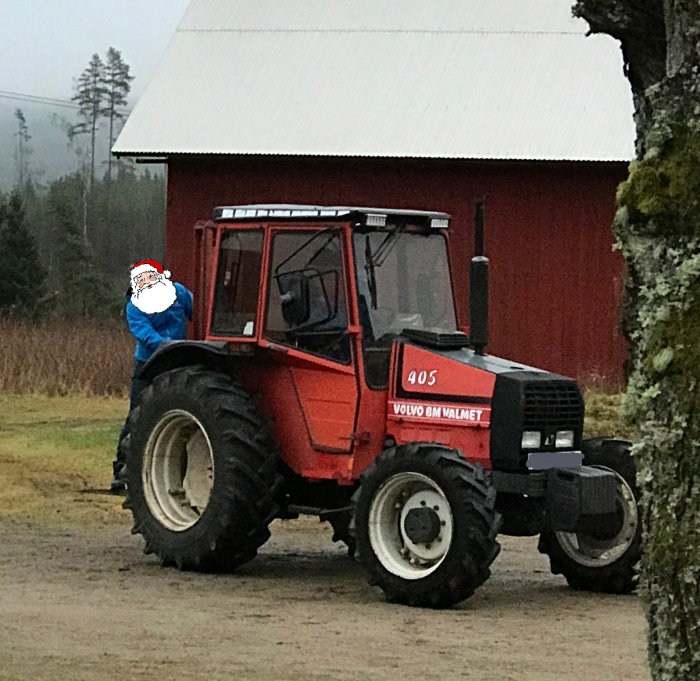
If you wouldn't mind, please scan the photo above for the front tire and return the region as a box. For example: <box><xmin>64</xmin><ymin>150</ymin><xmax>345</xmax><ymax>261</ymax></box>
<box><xmin>351</xmin><ymin>443</ymin><xmax>501</xmax><ymax>608</ymax></box>
<box><xmin>124</xmin><ymin>367</ymin><xmax>281</xmax><ymax>571</ymax></box>
<box><xmin>538</xmin><ymin>437</ymin><xmax>641</xmax><ymax>593</ymax></box>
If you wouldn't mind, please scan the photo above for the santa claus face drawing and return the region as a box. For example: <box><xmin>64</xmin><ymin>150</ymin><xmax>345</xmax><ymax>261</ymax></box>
<box><xmin>130</xmin><ymin>260</ymin><xmax>177</xmax><ymax>314</ymax></box>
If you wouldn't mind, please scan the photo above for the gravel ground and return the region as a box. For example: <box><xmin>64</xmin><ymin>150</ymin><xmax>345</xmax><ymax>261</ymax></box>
<box><xmin>0</xmin><ymin>514</ymin><xmax>649</xmax><ymax>681</ymax></box>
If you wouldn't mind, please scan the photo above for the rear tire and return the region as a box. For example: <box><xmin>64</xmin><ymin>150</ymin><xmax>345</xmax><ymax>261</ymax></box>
<box><xmin>124</xmin><ymin>367</ymin><xmax>281</xmax><ymax>571</ymax></box>
<box><xmin>538</xmin><ymin>437</ymin><xmax>640</xmax><ymax>593</ymax></box>
<box><xmin>351</xmin><ymin>443</ymin><xmax>501</xmax><ymax>608</ymax></box>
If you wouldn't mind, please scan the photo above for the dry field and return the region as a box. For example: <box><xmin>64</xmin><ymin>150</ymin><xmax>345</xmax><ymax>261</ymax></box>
<box><xmin>0</xmin><ymin>319</ymin><xmax>132</xmax><ymax>396</ymax></box>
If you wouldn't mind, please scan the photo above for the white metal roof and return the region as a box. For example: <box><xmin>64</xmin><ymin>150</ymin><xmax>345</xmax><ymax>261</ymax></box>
<box><xmin>113</xmin><ymin>0</ymin><xmax>635</xmax><ymax>162</ymax></box>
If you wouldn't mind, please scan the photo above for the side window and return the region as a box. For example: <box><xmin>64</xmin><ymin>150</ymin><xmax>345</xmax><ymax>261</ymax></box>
<box><xmin>264</xmin><ymin>230</ymin><xmax>351</xmax><ymax>363</ymax></box>
<box><xmin>210</xmin><ymin>230</ymin><xmax>263</xmax><ymax>336</ymax></box>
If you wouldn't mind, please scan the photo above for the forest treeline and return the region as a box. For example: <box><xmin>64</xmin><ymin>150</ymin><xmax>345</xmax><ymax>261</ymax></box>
<box><xmin>0</xmin><ymin>47</ymin><xmax>166</xmax><ymax>320</ymax></box>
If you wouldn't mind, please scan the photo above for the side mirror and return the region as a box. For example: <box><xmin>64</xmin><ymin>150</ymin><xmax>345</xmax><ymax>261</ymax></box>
<box><xmin>277</xmin><ymin>272</ymin><xmax>310</xmax><ymax>326</ymax></box>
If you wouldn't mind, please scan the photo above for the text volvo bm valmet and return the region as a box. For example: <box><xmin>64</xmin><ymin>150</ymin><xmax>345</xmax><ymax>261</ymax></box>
<box><xmin>123</xmin><ymin>203</ymin><xmax>641</xmax><ymax>607</ymax></box>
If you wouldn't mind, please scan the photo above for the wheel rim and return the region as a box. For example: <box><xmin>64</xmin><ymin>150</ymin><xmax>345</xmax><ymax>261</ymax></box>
<box><xmin>368</xmin><ymin>472</ymin><xmax>453</xmax><ymax>580</ymax></box>
<box><xmin>555</xmin><ymin>466</ymin><xmax>638</xmax><ymax>567</ymax></box>
<box><xmin>142</xmin><ymin>409</ymin><xmax>214</xmax><ymax>531</ymax></box>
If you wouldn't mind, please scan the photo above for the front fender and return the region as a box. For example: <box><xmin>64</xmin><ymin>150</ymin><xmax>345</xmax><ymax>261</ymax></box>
<box><xmin>581</xmin><ymin>436</ymin><xmax>632</xmax><ymax>459</ymax></box>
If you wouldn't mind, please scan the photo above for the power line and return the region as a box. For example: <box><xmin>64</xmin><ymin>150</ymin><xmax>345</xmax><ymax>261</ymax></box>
<box><xmin>0</xmin><ymin>90</ymin><xmax>79</xmax><ymax>110</ymax></box>
<box><xmin>0</xmin><ymin>90</ymin><xmax>132</xmax><ymax>114</ymax></box>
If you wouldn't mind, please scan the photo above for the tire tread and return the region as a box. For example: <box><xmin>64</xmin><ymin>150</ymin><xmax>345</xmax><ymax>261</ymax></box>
<box><xmin>124</xmin><ymin>367</ymin><xmax>282</xmax><ymax>572</ymax></box>
<box><xmin>351</xmin><ymin>442</ymin><xmax>501</xmax><ymax>608</ymax></box>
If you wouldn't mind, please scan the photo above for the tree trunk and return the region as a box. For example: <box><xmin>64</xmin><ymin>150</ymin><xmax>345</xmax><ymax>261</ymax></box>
<box><xmin>574</xmin><ymin>2</ymin><xmax>700</xmax><ymax>678</ymax></box>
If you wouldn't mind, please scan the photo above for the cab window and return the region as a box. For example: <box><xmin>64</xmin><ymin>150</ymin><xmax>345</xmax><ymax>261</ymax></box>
<box><xmin>210</xmin><ymin>230</ymin><xmax>263</xmax><ymax>336</ymax></box>
<box><xmin>264</xmin><ymin>230</ymin><xmax>351</xmax><ymax>363</ymax></box>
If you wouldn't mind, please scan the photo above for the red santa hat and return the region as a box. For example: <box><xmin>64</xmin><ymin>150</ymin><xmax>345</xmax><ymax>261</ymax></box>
<box><xmin>131</xmin><ymin>259</ymin><xmax>171</xmax><ymax>281</ymax></box>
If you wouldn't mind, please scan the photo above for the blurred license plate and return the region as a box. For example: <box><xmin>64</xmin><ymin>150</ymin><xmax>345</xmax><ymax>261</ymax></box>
<box><xmin>526</xmin><ymin>451</ymin><xmax>583</xmax><ymax>471</ymax></box>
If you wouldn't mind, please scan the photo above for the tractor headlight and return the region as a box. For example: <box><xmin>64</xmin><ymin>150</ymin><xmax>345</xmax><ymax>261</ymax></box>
<box><xmin>521</xmin><ymin>431</ymin><xmax>541</xmax><ymax>449</ymax></box>
<box><xmin>555</xmin><ymin>430</ymin><xmax>575</xmax><ymax>448</ymax></box>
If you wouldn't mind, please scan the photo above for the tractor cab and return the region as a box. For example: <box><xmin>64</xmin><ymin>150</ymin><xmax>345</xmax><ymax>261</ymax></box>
<box><xmin>190</xmin><ymin>205</ymin><xmax>473</xmax><ymax>479</ymax></box>
<box><xmin>197</xmin><ymin>204</ymin><xmax>459</xmax><ymax>377</ymax></box>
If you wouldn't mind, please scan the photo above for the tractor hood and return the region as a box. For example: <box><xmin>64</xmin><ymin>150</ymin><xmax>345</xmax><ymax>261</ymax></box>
<box><xmin>395</xmin><ymin>333</ymin><xmax>558</xmax><ymax>405</ymax></box>
<box><xmin>390</xmin><ymin>336</ymin><xmax>585</xmax><ymax>472</ymax></box>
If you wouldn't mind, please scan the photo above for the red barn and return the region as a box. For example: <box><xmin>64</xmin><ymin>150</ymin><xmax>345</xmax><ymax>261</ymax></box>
<box><xmin>114</xmin><ymin>0</ymin><xmax>634</xmax><ymax>381</ymax></box>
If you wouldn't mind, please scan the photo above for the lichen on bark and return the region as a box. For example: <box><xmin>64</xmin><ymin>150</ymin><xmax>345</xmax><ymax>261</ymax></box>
<box><xmin>617</xmin><ymin>129</ymin><xmax>700</xmax><ymax>226</ymax></box>
<box><xmin>575</xmin><ymin>1</ymin><xmax>700</xmax><ymax>679</ymax></box>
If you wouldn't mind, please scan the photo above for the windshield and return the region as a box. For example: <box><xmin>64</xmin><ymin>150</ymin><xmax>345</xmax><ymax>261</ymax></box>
<box><xmin>353</xmin><ymin>230</ymin><xmax>457</xmax><ymax>341</ymax></box>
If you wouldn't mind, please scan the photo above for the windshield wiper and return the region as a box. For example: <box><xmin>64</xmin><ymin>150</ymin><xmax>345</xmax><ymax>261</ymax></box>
<box><xmin>364</xmin><ymin>236</ymin><xmax>378</xmax><ymax>309</ymax></box>
<box><xmin>371</xmin><ymin>225</ymin><xmax>404</xmax><ymax>267</ymax></box>
<box><xmin>363</xmin><ymin>226</ymin><xmax>406</xmax><ymax>309</ymax></box>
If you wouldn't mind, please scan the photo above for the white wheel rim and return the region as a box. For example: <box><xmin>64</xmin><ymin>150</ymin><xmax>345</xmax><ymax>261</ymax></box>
<box><xmin>555</xmin><ymin>466</ymin><xmax>638</xmax><ymax>567</ymax></box>
<box><xmin>368</xmin><ymin>472</ymin><xmax>453</xmax><ymax>580</ymax></box>
<box><xmin>142</xmin><ymin>409</ymin><xmax>214</xmax><ymax>531</ymax></box>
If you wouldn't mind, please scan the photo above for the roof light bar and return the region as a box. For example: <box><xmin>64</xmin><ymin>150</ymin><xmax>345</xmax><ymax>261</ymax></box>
<box><xmin>214</xmin><ymin>206</ymin><xmax>353</xmax><ymax>221</ymax></box>
<box><xmin>211</xmin><ymin>205</ymin><xmax>451</xmax><ymax>227</ymax></box>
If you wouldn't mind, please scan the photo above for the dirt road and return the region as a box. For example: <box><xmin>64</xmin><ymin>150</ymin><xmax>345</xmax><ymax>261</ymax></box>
<box><xmin>0</xmin><ymin>514</ymin><xmax>648</xmax><ymax>681</ymax></box>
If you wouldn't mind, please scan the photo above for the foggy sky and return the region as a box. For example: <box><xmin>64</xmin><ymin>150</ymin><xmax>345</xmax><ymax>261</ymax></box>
<box><xmin>0</xmin><ymin>0</ymin><xmax>191</xmax><ymax>103</ymax></box>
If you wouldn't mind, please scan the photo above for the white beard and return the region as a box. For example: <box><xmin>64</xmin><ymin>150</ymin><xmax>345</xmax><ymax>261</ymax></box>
<box><xmin>131</xmin><ymin>278</ymin><xmax>178</xmax><ymax>314</ymax></box>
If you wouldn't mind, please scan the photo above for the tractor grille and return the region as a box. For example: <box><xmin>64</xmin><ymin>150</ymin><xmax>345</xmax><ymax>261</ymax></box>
<box><xmin>490</xmin><ymin>371</ymin><xmax>585</xmax><ymax>472</ymax></box>
<box><xmin>523</xmin><ymin>381</ymin><xmax>583</xmax><ymax>432</ymax></box>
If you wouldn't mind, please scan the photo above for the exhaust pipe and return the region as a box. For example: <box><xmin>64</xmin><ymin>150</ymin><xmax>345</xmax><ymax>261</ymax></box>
<box><xmin>470</xmin><ymin>200</ymin><xmax>489</xmax><ymax>355</ymax></box>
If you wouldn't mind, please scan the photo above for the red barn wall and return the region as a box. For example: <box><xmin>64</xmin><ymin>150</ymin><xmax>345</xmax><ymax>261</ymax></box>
<box><xmin>165</xmin><ymin>155</ymin><xmax>628</xmax><ymax>381</ymax></box>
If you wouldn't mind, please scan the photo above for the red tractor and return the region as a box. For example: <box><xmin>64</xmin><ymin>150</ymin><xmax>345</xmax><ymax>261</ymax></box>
<box><xmin>123</xmin><ymin>203</ymin><xmax>640</xmax><ymax>607</ymax></box>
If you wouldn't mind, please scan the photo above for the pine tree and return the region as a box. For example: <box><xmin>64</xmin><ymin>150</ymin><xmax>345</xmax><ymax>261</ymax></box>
<box><xmin>71</xmin><ymin>53</ymin><xmax>107</xmax><ymax>194</ymax></box>
<box><xmin>102</xmin><ymin>47</ymin><xmax>133</xmax><ymax>189</ymax></box>
<box><xmin>0</xmin><ymin>191</ymin><xmax>47</xmax><ymax>317</ymax></box>
<box><xmin>48</xmin><ymin>178</ymin><xmax>111</xmax><ymax>318</ymax></box>
<box><xmin>13</xmin><ymin>109</ymin><xmax>32</xmax><ymax>191</ymax></box>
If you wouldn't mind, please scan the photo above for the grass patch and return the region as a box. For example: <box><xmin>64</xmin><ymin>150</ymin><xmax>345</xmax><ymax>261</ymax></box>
<box><xmin>582</xmin><ymin>388</ymin><xmax>634</xmax><ymax>440</ymax></box>
<box><xmin>0</xmin><ymin>394</ymin><xmax>131</xmax><ymax>526</ymax></box>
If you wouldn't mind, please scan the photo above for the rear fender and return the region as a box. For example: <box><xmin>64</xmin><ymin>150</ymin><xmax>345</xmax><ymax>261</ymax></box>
<box><xmin>139</xmin><ymin>340</ymin><xmax>238</xmax><ymax>382</ymax></box>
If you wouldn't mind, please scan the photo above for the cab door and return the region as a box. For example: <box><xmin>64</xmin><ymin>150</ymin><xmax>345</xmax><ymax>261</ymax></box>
<box><xmin>258</xmin><ymin>227</ymin><xmax>360</xmax><ymax>459</ymax></box>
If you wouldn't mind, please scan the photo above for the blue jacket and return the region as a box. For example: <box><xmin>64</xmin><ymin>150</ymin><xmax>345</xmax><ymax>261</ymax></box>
<box><xmin>126</xmin><ymin>282</ymin><xmax>193</xmax><ymax>362</ymax></box>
